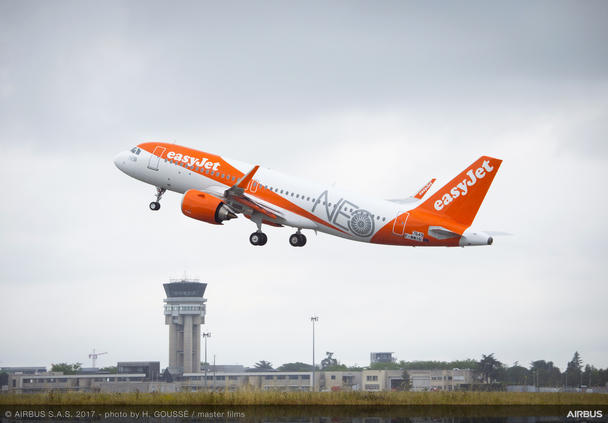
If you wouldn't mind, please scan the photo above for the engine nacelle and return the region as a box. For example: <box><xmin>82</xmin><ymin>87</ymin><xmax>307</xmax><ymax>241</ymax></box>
<box><xmin>181</xmin><ymin>190</ymin><xmax>237</xmax><ymax>225</ymax></box>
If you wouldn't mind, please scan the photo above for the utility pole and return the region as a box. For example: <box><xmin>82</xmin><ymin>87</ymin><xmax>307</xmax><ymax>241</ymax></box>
<box><xmin>310</xmin><ymin>316</ymin><xmax>318</xmax><ymax>392</ymax></box>
<box><xmin>202</xmin><ymin>332</ymin><xmax>211</xmax><ymax>390</ymax></box>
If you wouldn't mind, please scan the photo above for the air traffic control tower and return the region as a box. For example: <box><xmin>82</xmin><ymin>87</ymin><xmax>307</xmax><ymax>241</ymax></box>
<box><xmin>163</xmin><ymin>279</ymin><xmax>207</xmax><ymax>375</ymax></box>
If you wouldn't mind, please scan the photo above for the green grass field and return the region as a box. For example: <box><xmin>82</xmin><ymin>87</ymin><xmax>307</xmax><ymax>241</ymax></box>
<box><xmin>1</xmin><ymin>391</ymin><xmax>607</xmax><ymax>406</ymax></box>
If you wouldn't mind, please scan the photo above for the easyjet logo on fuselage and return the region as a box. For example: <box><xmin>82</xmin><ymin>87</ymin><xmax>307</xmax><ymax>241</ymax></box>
<box><xmin>167</xmin><ymin>151</ymin><xmax>221</xmax><ymax>171</ymax></box>
<box><xmin>434</xmin><ymin>160</ymin><xmax>494</xmax><ymax>211</ymax></box>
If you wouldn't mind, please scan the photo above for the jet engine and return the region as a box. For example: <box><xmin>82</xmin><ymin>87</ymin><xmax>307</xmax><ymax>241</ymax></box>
<box><xmin>181</xmin><ymin>190</ymin><xmax>237</xmax><ymax>225</ymax></box>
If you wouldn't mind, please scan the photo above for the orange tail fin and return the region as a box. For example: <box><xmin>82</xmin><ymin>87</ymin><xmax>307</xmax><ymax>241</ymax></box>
<box><xmin>415</xmin><ymin>156</ymin><xmax>502</xmax><ymax>230</ymax></box>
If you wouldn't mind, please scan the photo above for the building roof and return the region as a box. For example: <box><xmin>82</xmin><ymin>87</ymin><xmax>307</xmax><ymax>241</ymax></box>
<box><xmin>118</xmin><ymin>361</ymin><xmax>160</xmax><ymax>366</ymax></box>
<box><xmin>14</xmin><ymin>373</ymin><xmax>146</xmax><ymax>379</ymax></box>
<box><xmin>183</xmin><ymin>372</ymin><xmax>312</xmax><ymax>377</ymax></box>
<box><xmin>1</xmin><ymin>367</ymin><xmax>47</xmax><ymax>374</ymax></box>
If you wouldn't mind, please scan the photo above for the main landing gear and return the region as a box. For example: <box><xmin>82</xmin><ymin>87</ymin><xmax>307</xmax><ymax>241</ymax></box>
<box><xmin>149</xmin><ymin>187</ymin><xmax>166</xmax><ymax>211</ymax></box>
<box><xmin>250</xmin><ymin>217</ymin><xmax>267</xmax><ymax>246</ymax></box>
<box><xmin>289</xmin><ymin>230</ymin><xmax>307</xmax><ymax>247</ymax></box>
<box><xmin>249</xmin><ymin>232</ymin><xmax>268</xmax><ymax>246</ymax></box>
<box><xmin>248</xmin><ymin>217</ymin><xmax>307</xmax><ymax>248</ymax></box>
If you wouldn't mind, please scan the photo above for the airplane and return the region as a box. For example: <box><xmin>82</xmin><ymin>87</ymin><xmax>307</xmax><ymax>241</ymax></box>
<box><xmin>114</xmin><ymin>143</ymin><xmax>502</xmax><ymax>247</ymax></box>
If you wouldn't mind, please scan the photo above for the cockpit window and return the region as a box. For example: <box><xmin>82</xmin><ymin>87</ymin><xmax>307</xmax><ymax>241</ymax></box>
<box><xmin>130</xmin><ymin>147</ymin><xmax>142</xmax><ymax>155</ymax></box>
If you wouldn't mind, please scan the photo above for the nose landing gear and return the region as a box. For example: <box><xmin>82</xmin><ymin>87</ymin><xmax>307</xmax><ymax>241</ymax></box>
<box><xmin>149</xmin><ymin>187</ymin><xmax>166</xmax><ymax>211</ymax></box>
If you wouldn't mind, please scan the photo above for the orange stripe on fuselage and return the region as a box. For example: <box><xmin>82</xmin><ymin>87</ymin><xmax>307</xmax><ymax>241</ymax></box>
<box><xmin>138</xmin><ymin>143</ymin><xmax>349</xmax><ymax>235</ymax></box>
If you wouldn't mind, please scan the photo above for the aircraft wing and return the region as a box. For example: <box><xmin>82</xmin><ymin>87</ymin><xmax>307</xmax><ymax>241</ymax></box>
<box><xmin>216</xmin><ymin>165</ymin><xmax>284</xmax><ymax>221</ymax></box>
<box><xmin>387</xmin><ymin>178</ymin><xmax>436</xmax><ymax>204</ymax></box>
<box><xmin>228</xmin><ymin>194</ymin><xmax>280</xmax><ymax>220</ymax></box>
<box><xmin>202</xmin><ymin>184</ymin><xmax>281</xmax><ymax>221</ymax></box>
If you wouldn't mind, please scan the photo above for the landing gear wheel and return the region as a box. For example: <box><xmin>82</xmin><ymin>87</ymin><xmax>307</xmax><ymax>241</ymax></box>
<box><xmin>149</xmin><ymin>187</ymin><xmax>165</xmax><ymax>211</ymax></box>
<box><xmin>258</xmin><ymin>233</ymin><xmax>268</xmax><ymax>246</ymax></box>
<box><xmin>250</xmin><ymin>232</ymin><xmax>267</xmax><ymax>246</ymax></box>
<box><xmin>289</xmin><ymin>233</ymin><xmax>306</xmax><ymax>247</ymax></box>
<box><xmin>289</xmin><ymin>234</ymin><xmax>299</xmax><ymax>246</ymax></box>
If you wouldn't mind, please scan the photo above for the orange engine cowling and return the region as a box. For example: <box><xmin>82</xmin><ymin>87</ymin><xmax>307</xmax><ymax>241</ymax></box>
<box><xmin>181</xmin><ymin>190</ymin><xmax>237</xmax><ymax>225</ymax></box>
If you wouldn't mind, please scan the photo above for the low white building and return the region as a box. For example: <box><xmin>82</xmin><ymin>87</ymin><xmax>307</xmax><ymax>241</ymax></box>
<box><xmin>406</xmin><ymin>369</ymin><xmax>475</xmax><ymax>391</ymax></box>
<box><xmin>2</xmin><ymin>368</ymin><xmax>475</xmax><ymax>393</ymax></box>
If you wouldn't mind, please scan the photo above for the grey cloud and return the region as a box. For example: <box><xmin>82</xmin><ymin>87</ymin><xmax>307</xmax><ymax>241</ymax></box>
<box><xmin>2</xmin><ymin>1</ymin><xmax>608</xmax><ymax>154</ymax></box>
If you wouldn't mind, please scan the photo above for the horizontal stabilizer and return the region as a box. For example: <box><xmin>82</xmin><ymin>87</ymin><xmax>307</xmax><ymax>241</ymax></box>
<box><xmin>387</xmin><ymin>178</ymin><xmax>436</xmax><ymax>204</ymax></box>
<box><xmin>428</xmin><ymin>226</ymin><xmax>461</xmax><ymax>239</ymax></box>
<box><xmin>483</xmin><ymin>231</ymin><xmax>512</xmax><ymax>236</ymax></box>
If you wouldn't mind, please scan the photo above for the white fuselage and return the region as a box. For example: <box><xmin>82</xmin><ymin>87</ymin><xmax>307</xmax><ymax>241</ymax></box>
<box><xmin>114</xmin><ymin>143</ymin><xmax>500</xmax><ymax>247</ymax></box>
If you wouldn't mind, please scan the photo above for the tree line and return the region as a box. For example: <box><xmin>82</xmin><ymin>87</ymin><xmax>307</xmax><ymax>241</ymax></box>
<box><xmin>257</xmin><ymin>351</ymin><xmax>608</xmax><ymax>387</ymax></box>
<box><xmin>472</xmin><ymin>351</ymin><xmax>608</xmax><ymax>387</ymax></box>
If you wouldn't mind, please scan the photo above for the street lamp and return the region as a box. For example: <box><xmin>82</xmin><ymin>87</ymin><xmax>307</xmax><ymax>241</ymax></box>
<box><xmin>202</xmin><ymin>332</ymin><xmax>211</xmax><ymax>390</ymax></box>
<box><xmin>310</xmin><ymin>316</ymin><xmax>318</xmax><ymax>392</ymax></box>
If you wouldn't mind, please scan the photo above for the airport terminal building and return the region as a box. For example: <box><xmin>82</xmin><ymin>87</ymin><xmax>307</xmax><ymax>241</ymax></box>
<box><xmin>2</xmin><ymin>365</ymin><xmax>475</xmax><ymax>394</ymax></box>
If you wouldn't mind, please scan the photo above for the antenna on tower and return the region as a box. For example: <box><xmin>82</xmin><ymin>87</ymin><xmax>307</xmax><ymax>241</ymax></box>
<box><xmin>88</xmin><ymin>348</ymin><xmax>108</xmax><ymax>368</ymax></box>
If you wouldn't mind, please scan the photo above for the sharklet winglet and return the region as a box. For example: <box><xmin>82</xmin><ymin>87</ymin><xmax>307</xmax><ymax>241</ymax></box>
<box><xmin>414</xmin><ymin>178</ymin><xmax>436</xmax><ymax>199</ymax></box>
<box><xmin>236</xmin><ymin>165</ymin><xmax>259</xmax><ymax>189</ymax></box>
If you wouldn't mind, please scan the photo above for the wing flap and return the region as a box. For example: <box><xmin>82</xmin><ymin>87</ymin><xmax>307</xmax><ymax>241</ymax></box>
<box><xmin>231</xmin><ymin>195</ymin><xmax>278</xmax><ymax>220</ymax></box>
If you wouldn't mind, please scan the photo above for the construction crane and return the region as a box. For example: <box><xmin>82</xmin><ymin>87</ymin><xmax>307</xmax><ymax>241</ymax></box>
<box><xmin>88</xmin><ymin>348</ymin><xmax>108</xmax><ymax>368</ymax></box>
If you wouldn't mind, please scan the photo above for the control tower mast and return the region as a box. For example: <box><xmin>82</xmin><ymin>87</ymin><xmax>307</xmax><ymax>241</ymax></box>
<box><xmin>163</xmin><ymin>279</ymin><xmax>207</xmax><ymax>375</ymax></box>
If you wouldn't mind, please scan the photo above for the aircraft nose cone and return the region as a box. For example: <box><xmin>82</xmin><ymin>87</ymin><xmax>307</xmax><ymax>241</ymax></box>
<box><xmin>113</xmin><ymin>151</ymin><xmax>127</xmax><ymax>172</ymax></box>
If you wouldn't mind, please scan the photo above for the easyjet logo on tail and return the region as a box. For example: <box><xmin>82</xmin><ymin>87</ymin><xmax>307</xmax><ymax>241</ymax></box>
<box><xmin>167</xmin><ymin>151</ymin><xmax>221</xmax><ymax>171</ymax></box>
<box><xmin>434</xmin><ymin>160</ymin><xmax>494</xmax><ymax>211</ymax></box>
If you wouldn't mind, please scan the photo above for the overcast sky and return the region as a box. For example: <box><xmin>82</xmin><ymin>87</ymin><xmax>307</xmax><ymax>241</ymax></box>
<box><xmin>1</xmin><ymin>0</ymin><xmax>607</xmax><ymax>373</ymax></box>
